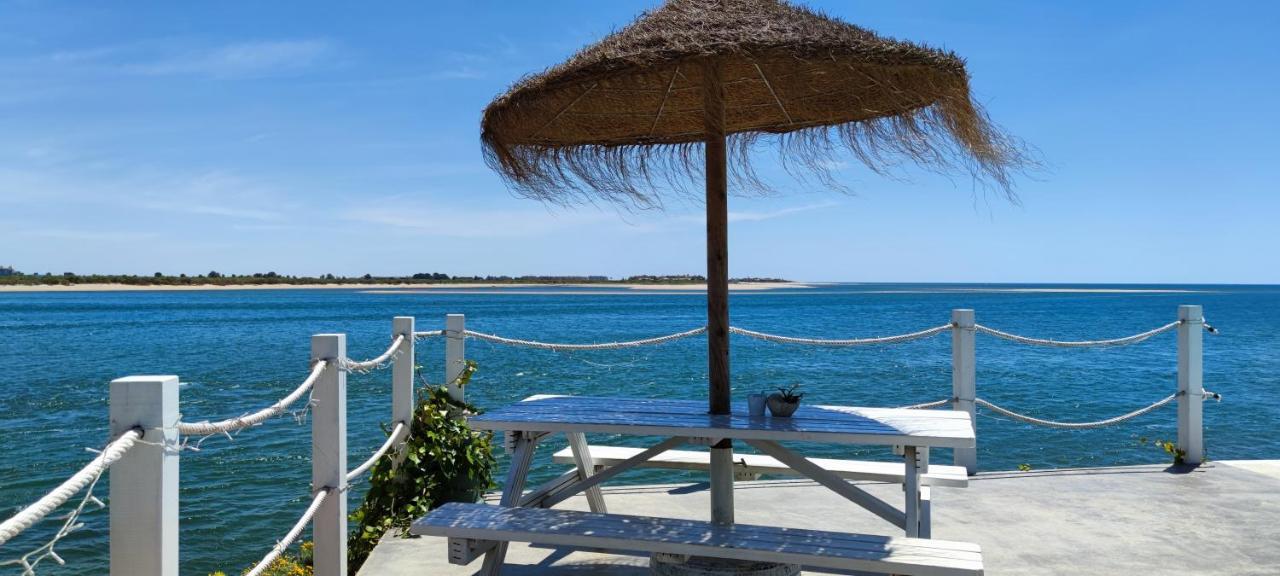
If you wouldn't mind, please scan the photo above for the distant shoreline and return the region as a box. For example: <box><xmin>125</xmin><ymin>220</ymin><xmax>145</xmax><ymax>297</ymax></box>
<box><xmin>0</xmin><ymin>281</ymin><xmax>813</xmax><ymax>293</ymax></box>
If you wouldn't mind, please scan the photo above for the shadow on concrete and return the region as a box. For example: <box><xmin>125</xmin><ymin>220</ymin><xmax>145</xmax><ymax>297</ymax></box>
<box><xmin>971</xmin><ymin>462</ymin><xmax>1210</xmax><ymax>481</ymax></box>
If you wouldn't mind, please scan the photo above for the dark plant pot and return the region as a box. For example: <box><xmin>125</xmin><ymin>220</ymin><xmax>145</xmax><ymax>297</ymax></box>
<box><xmin>766</xmin><ymin>394</ymin><xmax>800</xmax><ymax>417</ymax></box>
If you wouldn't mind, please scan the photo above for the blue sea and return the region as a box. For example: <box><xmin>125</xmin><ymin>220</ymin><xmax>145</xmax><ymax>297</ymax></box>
<box><xmin>1</xmin><ymin>283</ymin><xmax>1277</xmax><ymax>574</ymax></box>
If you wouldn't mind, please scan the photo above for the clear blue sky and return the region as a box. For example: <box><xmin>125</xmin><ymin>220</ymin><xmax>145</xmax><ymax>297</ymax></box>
<box><xmin>1</xmin><ymin>1</ymin><xmax>1276</xmax><ymax>283</ymax></box>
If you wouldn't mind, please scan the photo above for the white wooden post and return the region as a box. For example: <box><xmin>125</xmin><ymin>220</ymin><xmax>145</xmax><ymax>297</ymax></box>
<box><xmin>312</xmin><ymin>334</ymin><xmax>347</xmax><ymax>576</ymax></box>
<box><xmin>903</xmin><ymin>445</ymin><xmax>920</xmax><ymax>538</ymax></box>
<box><xmin>391</xmin><ymin>317</ymin><xmax>415</xmax><ymax>468</ymax></box>
<box><xmin>709</xmin><ymin>444</ymin><xmax>735</xmax><ymax>525</ymax></box>
<box><xmin>444</xmin><ymin>314</ymin><xmax>466</xmax><ymax>403</ymax></box>
<box><xmin>951</xmin><ymin>309</ymin><xmax>977</xmax><ymax>475</ymax></box>
<box><xmin>1177</xmin><ymin>305</ymin><xmax>1205</xmax><ymax>465</ymax></box>
<box><xmin>109</xmin><ymin>375</ymin><xmax>179</xmax><ymax>576</ymax></box>
<box><xmin>391</xmin><ymin>317</ymin><xmax>415</xmax><ymax>428</ymax></box>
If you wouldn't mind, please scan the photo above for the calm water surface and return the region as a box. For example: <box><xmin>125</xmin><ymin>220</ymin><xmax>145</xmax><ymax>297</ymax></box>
<box><xmin>1</xmin><ymin>283</ymin><xmax>1277</xmax><ymax>574</ymax></box>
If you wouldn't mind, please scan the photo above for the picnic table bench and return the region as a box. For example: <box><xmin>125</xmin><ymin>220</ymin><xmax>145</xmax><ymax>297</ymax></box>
<box><xmin>412</xmin><ymin>395</ymin><xmax>979</xmax><ymax>575</ymax></box>
<box><xmin>413</xmin><ymin>502</ymin><xmax>984</xmax><ymax>576</ymax></box>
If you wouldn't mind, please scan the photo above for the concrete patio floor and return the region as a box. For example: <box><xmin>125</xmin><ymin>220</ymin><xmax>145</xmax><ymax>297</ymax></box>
<box><xmin>359</xmin><ymin>459</ymin><xmax>1280</xmax><ymax>575</ymax></box>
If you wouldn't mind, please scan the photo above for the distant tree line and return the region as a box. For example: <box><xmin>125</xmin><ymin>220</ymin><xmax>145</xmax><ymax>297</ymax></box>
<box><xmin>0</xmin><ymin>269</ymin><xmax>788</xmax><ymax>287</ymax></box>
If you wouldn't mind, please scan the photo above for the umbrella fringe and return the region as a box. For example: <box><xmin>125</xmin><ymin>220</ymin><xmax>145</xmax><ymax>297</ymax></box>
<box><xmin>483</xmin><ymin>79</ymin><xmax>1033</xmax><ymax>208</ymax></box>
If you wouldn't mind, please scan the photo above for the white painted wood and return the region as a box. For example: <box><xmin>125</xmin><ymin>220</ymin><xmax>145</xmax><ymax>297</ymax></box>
<box><xmin>480</xmin><ymin>432</ymin><xmax>539</xmax><ymax>575</ymax></box>
<box><xmin>549</xmin><ymin>446</ymin><xmax>970</xmax><ymax>487</ymax></box>
<box><xmin>311</xmin><ymin>334</ymin><xmax>347</xmax><ymax>576</ymax></box>
<box><xmin>109</xmin><ymin>375</ymin><xmax>179</xmax><ymax>576</ymax></box>
<box><xmin>709</xmin><ymin>445</ymin><xmax>735</xmax><ymax>525</ymax></box>
<box><xmin>457</xmin><ymin>447</ymin><xmax>567</xmax><ymax>563</ymax></box>
<box><xmin>413</xmin><ymin>503</ymin><xmax>984</xmax><ymax>576</ymax></box>
<box><xmin>904</xmin><ymin>445</ymin><xmax>920</xmax><ymax>538</ymax></box>
<box><xmin>540</xmin><ymin>437</ymin><xmax>688</xmax><ymax>510</ymax></box>
<box><xmin>951</xmin><ymin>309</ymin><xmax>977</xmax><ymax>474</ymax></box>
<box><xmin>518</xmin><ymin>469</ymin><xmax>580</xmax><ymax>508</ymax></box>
<box><xmin>919</xmin><ymin>486</ymin><xmax>932</xmax><ymax>539</ymax></box>
<box><xmin>565</xmin><ymin>432</ymin><xmax>607</xmax><ymax>513</ymax></box>
<box><xmin>919</xmin><ymin>447</ymin><xmax>931</xmax><ymax>538</ymax></box>
<box><xmin>448</xmin><ymin>537</ymin><xmax>490</xmax><ymax>565</ymax></box>
<box><xmin>471</xmin><ymin>396</ymin><xmax>976</xmax><ymax>449</ymax></box>
<box><xmin>745</xmin><ymin>440</ymin><xmax>906</xmax><ymax>530</ymax></box>
<box><xmin>1178</xmin><ymin>305</ymin><xmax>1205</xmax><ymax>465</ymax></box>
<box><xmin>391</xmin><ymin>317</ymin><xmax>414</xmax><ymax>468</ymax></box>
<box><xmin>444</xmin><ymin>314</ymin><xmax>466</xmax><ymax>403</ymax></box>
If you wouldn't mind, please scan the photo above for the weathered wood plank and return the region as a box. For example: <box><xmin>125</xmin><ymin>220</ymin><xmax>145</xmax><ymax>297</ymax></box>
<box><xmin>549</xmin><ymin>446</ymin><xmax>970</xmax><ymax>487</ymax></box>
<box><xmin>412</xmin><ymin>503</ymin><xmax>984</xmax><ymax>576</ymax></box>
<box><xmin>539</xmin><ymin>437</ymin><xmax>687</xmax><ymax>509</ymax></box>
<box><xmin>479</xmin><ymin>432</ymin><xmax>538</xmax><ymax>574</ymax></box>
<box><xmin>745</xmin><ymin>439</ymin><xmax>906</xmax><ymax>530</ymax></box>
<box><xmin>471</xmin><ymin>396</ymin><xmax>975</xmax><ymax>449</ymax></box>
<box><xmin>517</xmin><ymin>469</ymin><xmax>579</xmax><ymax>508</ymax></box>
<box><xmin>565</xmin><ymin>432</ymin><xmax>607</xmax><ymax>513</ymax></box>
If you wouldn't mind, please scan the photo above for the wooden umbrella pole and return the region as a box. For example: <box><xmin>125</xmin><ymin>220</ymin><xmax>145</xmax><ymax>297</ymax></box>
<box><xmin>703</xmin><ymin>59</ymin><xmax>734</xmax><ymax>525</ymax></box>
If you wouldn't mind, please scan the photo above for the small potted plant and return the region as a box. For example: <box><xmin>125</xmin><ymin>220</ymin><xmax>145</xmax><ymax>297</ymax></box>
<box><xmin>766</xmin><ymin>384</ymin><xmax>804</xmax><ymax>417</ymax></box>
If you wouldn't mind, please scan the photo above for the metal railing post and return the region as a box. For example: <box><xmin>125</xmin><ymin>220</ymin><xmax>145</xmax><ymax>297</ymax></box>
<box><xmin>311</xmin><ymin>334</ymin><xmax>347</xmax><ymax>576</ymax></box>
<box><xmin>444</xmin><ymin>314</ymin><xmax>467</xmax><ymax>403</ymax></box>
<box><xmin>109</xmin><ymin>375</ymin><xmax>180</xmax><ymax>576</ymax></box>
<box><xmin>1177</xmin><ymin>305</ymin><xmax>1205</xmax><ymax>465</ymax></box>
<box><xmin>951</xmin><ymin>309</ymin><xmax>977</xmax><ymax>474</ymax></box>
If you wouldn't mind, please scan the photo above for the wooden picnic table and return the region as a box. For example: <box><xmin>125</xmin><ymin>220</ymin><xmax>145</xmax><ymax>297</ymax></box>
<box><xmin>462</xmin><ymin>395</ymin><xmax>976</xmax><ymax>575</ymax></box>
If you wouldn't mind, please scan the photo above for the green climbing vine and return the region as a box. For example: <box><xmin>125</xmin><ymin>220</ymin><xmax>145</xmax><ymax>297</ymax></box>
<box><xmin>347</xmin><ymin>360</ymin><xmax>495</xmax><ymax>572</ymax></box>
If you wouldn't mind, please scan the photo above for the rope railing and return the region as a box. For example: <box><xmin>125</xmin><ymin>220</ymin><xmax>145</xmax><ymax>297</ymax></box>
<box><xmin>974</xmin><ymin>395</ymin><xmax>1177</xmax><ymax>429</ymax></box>
<box><xmin>0</xmin><ymin>475</ymin><xmax>107</xmax><ymax>576</ymax></box>
<box><xmin>342</xmin><ymin>335</ymin><xmax>405</xmax><ymax>372</ymax></box>
<box><xmin>461</xmin><ymin>327</ymin><xmax>707</xmax><ymax>351</ymax></box>
<box><xmin>431</xmin><ymin>318</ymin><xmax>1212</xmax><ymax>351</ymax></box>
<box><xmin>455</xmin><ymin>323</ymin><xmax>958</xmax><ymax>351</ymax></box>
<box><xmin>346</xmin><ymin>422</ymin><xmax>408</xmax><ymax>483</ymax></box>
<box><xmin>973</xmin><ymin>321</ymin><xmax>1184</xmax><ymax>348</ymax></box>
<box><xmin>243</xmin><ymin>488</ymin><xmax>330</xmax><ymax>576</ymax></box>
<box><xmin>0</xmin><ymin>428</ymin><xmax>142</xmax><ymax>547</ymax></box>
<box><xmin>899</xmin><ymin>398</ymin><xmax>952</xmax><ymax>410</ymax></box>
<box><xmin>175</xmin><ymin>360</ymin><xmax>327</xmax><ymax>436</ymax></box>
<box><xmin>15</xmin><ymin>309</ymin><xmax>1214</xmax><ymax>574</ymax></box>
<box><xmin>731</xmin><ymin>323</ymin><xmax>952</xmax><ymax>346</ymax></box>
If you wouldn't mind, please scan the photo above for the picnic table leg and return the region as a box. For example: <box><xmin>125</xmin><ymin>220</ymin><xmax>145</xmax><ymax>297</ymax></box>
<box><xmin>481</xmin><ymin>432</ymin><xmax>539</xmax><ymax>576</ymax></box>
<box><xmin>904</xmin><ymin>445</ymin><xmax>920</xmax><ymax>538</ymax></box>
<box><xmin>919</xmin><ymin>487</ymin><xmax>932</xmax><ymax>539</ymax></box>
<box><xmin>918</xmin><ymin>447</ymin><xmax>931</xmax><ymax>539</ymax></box>
<box><xmin>566</xmin><ymin>432</ymin><xmax>607</xmax><ymax>513</ymax></box>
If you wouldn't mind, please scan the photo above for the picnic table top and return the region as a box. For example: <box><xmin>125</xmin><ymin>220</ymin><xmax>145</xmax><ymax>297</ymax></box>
<box><xmin>470</xmin><ymin>395</ymin><xmax>975</xmax><ymax>449</ymax></box>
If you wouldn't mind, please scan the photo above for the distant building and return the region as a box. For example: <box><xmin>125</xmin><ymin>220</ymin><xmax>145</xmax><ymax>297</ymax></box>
<box><xmin>0</xmin><ymin>266</ymin><xmax>17</xmax><ymax>277</ymax></box>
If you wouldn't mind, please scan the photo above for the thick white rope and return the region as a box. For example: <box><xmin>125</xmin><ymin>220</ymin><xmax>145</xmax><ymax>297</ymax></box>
<box><xmin>462</xmin><ymin>327</ymin><xmax>707</xmax><ymax>351</ymax></box>
<box><xmin>730</xmin><ymin>323</ymin><xmax>952</xmax><ymax>346</ymax></box>
<box><xmin>0</xmin><ymin>473</ymin><xmax>107</xmax><ymax>575</ymax></box>
<box><xmin>974</xmin><ymin>321</ymin><xmax>1180</xmax><ymax>348</ymax></box>
<box><xmin>975</xmin><ymin>394</ymin><xmax>1177</xmax><ymax>429</ymax></box>
<box><xmin>346</xmin><ymin>422</ymin><xmax>408</xmax><ymax>483</ymax></box>
<box><xmin>243</xmin><ymin>488</ymin><xmax>330</xmax><ymax>576</ymax></box>
<box><xmin>343</xmin><ymin>335</ymin><xmax>405</xmax><ymax>372</ymax></box>
<box><xmin>431</xmin><ymin>318</ymin><xmax>1205</xmax><ymax>351</ymax></box>
<box><xmin>413</xmin><ymin>330</ymin><xmax>444</xmax><ymax>339</ymax></box>
<box><xmin>0</xmin><ymin>428</ymin><xmax>142</xmax><ymax>546</ymax></box>
<box><xmin>899</xmin><ymin>398</ymin><xmax>952</xmax><ymax>410</ymax></box>
<box><xmin>175</xmin><ymin>361</ymin><xmax>327</xmax><ymax>436</ymax></box>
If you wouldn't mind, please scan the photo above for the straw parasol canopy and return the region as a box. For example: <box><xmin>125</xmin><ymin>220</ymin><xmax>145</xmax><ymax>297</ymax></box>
<box><xmin>482</xmin><ymin>0</ymin><xmax>1027</xmax><ymax>207</ymax></box>
<box><xmin>479</xmin><ymin>0</ymin><xmax>1027</xmax><ymax>526</ymax></box>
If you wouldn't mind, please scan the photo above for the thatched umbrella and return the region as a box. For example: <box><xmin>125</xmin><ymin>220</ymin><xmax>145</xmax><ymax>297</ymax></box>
<box><xmin>481</xmin><ymin>0</ymin><xmax>1026</xmax><ymax>524</ymax></box>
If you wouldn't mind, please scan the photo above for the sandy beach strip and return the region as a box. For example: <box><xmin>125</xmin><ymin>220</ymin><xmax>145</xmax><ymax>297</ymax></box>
<box><xmin>0</xmin><ymin>282</ymin><xmax>812</xmax><ymax>293</ymax></box>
